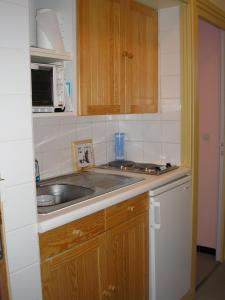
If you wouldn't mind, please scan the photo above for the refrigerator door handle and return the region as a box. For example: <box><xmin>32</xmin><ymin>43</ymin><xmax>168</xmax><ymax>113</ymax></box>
<box><xmin>151</xmin><ymin>201</ymin><xmax>161</xmax><ymax>229</ymax></box>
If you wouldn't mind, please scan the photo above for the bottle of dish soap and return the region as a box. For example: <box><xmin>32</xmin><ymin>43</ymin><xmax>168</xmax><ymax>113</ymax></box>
<box><xmin>35</xmin><ymin>159</ymin><xmax>40</xmax><ymax>183</ymax></box>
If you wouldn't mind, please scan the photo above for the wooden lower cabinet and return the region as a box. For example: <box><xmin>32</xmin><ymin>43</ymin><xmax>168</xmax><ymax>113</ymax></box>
<box><xmin>106</xmin><ymin>213</ymin><xmax>148</xmax><ymax>300</ymax></box>
<box><xmin>41</xmin><ymin>235</ymin><xmax>106</xmax><ymax>300</ymax></box>
<box><xmin>40</xmin><ymin>193</ymin><xmax>149</xmax><ymax>300</ymax></box>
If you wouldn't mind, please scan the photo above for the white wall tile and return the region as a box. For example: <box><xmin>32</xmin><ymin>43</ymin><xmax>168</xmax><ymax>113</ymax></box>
<box><xmin>41</xmin><ymin>150</ymin><xmax>62</xmax><ymax>179</ymax></box>
<box><xmin>159</xmin><ymin>28</ymin><xmax>180</xmax><ymax>54</ymax></box>
<box><xmin>143</xmin><ymin>121</ymin><xmax>162</xmax><ymax>142</ymax></box>
<box><xmin>0</xmin><ymin>48</ymin><xmax>30</xmax><ymax>95</ymax></box>
<box><xmin>143</xmin><ymin>142</ymin><xmax>162</xmax><ymax>164</ymax></box>
<box><xmin>3</xmin><ymin>183</ymin><xmax>37</xmax><ymax>232</ymax></box>
<box><xmin>160</xmin><ymin>75</ymin><xmax>180</xmax><ymax>99</ymax></box>
<box><xmin>6</xmin><ymin>224</ymin><xmax>39</xmax><ymax>273</ymax></box>
<box><xmin>92</xmin><ymin>122</ymin><xmax>106</xmax><ymax>143</ymax></box>
<box><xmin>162</xmin><ymin>143</ymin><xmax>180</xmax><ymax>164</ymax></box>
<box><xmin>0</xmin><ymin>140</ymin><xmax>34</xmax><ymax>187</ymax></box>
<box><xmin>0</xmin><ymin>95</ymin><xmax>32</xmax><ymax>142</ymax></box>
<box><xmin>93</xmin><ymin>142</ymin><xmax>107</xmax><ymax>165</ymax></box>
<box><xmin>162</xmin><ymin>121</ymin><xmax>180</xmax><ymax>143</ymax></box>
<box><xmin>160</xmin><ymin>53</ymin><xmax>180</xmax><ymax>76</ymax></box>
<box><xmin>10</xmin><ymin>263</ymin><xmax>42</xmax><ymax>300</ymax></box>
<box><xmin>0</xmin><ymin>1</ymin><xmax>28</xmax><ymax>49</ymax></box>
<box><xmin>59</xmin><ymin>147</ymin><xmax>73</xmax><ymax>175</ymax></box>
<box><xmin>106</xmin><ymin>121</ymin><xmax>119</xmax><ymax>142</ymax></box>
<box><xmin>4</xmin><ymin>0</ymin><xmax>28</xmax><ymax>6</ymax></box>
<box><xmin>159</xmin><ymin>7</ymin><xmax>179</xmax><ymax>31</ymax></box>
<box><xmin>125</xmin><ymin>141</ymin><xmax>143</xmax><ymax>162</ymax></box>
<box><xmin>76</xmin><ymin>122</ymin><xmax>92</xmax><ymax>140</ymax></box>
<box><xmin>106</xmin><ymin>141</ymin><xmax>115</xmax><ymax>162</ymax></box>
<box><xmin>59</xmin><ymin>123</ymin><xmax>77</xmax><ymax>148</ymax></box>
<box><xmin>119</xmin><ymin>121</ymin><xmax>143</xmax><ymax>141</ymax></box>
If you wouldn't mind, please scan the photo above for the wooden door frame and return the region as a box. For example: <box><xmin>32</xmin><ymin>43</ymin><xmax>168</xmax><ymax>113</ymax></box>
<box><xmin>180</xmin><ymin>0</ymin><xmax>225</xmax><ymax>298</ymax></box>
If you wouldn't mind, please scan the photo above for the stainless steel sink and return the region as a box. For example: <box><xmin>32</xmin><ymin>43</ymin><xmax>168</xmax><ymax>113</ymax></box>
<box><xmin>37</xmin><ymin>184</ymin><xmax>94</xmax><ymax>206</ymax></box>
<box><xmin>37</xmin><ymin>171</ymin><xmax>143</xmax><ymax>214</ymax></box>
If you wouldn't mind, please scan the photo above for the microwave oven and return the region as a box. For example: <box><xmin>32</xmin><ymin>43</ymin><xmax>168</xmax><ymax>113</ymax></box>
<box><xmin>31</xmin><ymin>63</ymin><xmax>65</xmax><ymax>113</ymax></box>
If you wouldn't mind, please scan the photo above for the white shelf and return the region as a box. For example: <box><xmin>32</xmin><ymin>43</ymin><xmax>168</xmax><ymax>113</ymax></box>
<box><xmin>30</xmin><ymin>47</ymin><xmax>72</xmax><ymax>63</ymax></box>
<box><xmin>32</xmin><ymin>112</ymin><xmax>76</xmax><ymax>118</ymax></box>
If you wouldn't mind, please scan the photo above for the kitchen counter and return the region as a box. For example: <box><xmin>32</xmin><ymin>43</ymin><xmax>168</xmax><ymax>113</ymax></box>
<box><xmin>38</xmin><ymin>166</ymin><xmax>191</xmax><ymax>233</ymax></box>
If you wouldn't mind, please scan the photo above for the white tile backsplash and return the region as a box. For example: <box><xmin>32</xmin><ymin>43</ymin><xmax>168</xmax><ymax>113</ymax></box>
<box><xmin>125</xmin><ymin>141</ymin><xmax>144</xmax><ymax>162</ymax></box>
<box><xmin>143</xmin><ymin>121</ymin><xmax>162</xmax><ymax>142</ymax></box>
<box><xmin>160</xmin><ymin>53</ymin><xmax>180</xmax><ymax>76</ymax></box>
<box><xmin>93</xmin><ymin>142</ymin><xmax>107</xmax><ymax>165</ymax></box>
<box><xmin>162</xmin><ymin>143</ymin><xmax>180</xmax><ymax>165</ymax></box>
<box><xmin>160</xmin><ymin>75</ymin><xmax>180</xmax><ymax>99</ymax></box>
<box><xmin>6</xmin><ymin>224</ymin><xmax>39</xmax><ymax>273</ymax></box>
<box><xmin>143</xmin><ymin>142</ymin><xmax>163</xmax><ymax>164</ymax></box>
<box><xmin>10</xmin><ymin>263</ymin><xmax>42</xmax><ymax>300</ymax></box>
<box><xmin>119</xmin><ymin>121</ymin><xmax>143</xmax><ymax>142</ymax></box>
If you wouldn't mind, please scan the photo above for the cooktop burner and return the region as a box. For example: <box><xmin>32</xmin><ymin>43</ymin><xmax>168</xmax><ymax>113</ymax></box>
<box><xmin>98</xmin><ymin>160</ymin><xmax>178</xmax><ymax>175</ymax></box>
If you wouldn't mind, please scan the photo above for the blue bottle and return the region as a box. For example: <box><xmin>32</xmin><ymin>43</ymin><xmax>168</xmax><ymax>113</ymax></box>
<box><xmin>115</xmin><ymin>133</ymin><xmax>125</xmax><ymax>160</ymax></box>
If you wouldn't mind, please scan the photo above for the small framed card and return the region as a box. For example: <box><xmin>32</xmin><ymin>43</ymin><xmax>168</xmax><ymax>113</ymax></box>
<box><xmin>72</xmin><ymin>139</ymin><xmax>95</xmax><ymax>170</ymax></box>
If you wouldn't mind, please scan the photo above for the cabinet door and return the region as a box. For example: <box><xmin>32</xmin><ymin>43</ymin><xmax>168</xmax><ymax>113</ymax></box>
<box><xmin>41</xmin><ymin>235</ymin><xmax>106</xmax><ymax>300</ymax></box>
<box><xmin>106</xmin><ymin>213</ymin><xmax>149</xmax><ymax>300</ymax></box>
<box><xmin>126</xmin><ymin>2</ymin><xmax>158</xmax><ymax>113</ymax></box>
<box><xmin>77</xmin><ymin>0</ymin><xmax>125</xmax><ymax>115</ymax></box>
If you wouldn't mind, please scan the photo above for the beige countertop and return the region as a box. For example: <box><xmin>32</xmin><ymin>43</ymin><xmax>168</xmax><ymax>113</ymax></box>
<box><xmin>38</xmin><ymin>166</ymin><xmax>191</xmax><ymax>233</ymax></box>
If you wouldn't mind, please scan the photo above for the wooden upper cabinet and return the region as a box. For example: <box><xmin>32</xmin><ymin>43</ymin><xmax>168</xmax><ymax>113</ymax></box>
<box><xmin>77</xmin><ymin>0</ymin><xmax>125</xmax><ymax>115</ymax></box>
<box><xmin>77</xmin><ymin>0</ymin><xmax>158</xmax><ymax>115</ymax></box>
<box><xmin>126</xmin><ymin>2</ymin><xmax>158</xmax><ymax>113</ymax></box>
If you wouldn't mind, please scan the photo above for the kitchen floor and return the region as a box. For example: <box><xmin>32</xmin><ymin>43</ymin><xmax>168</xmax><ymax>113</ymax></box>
<box><xmin>196</xmin><ymin>252</ymin><xmax>218</xmax><ymax>287</ymax></box>
<box><xmin>196</xmin><ymin>253</ymin><xmax>225</xmax><ymax>299</ymax></box>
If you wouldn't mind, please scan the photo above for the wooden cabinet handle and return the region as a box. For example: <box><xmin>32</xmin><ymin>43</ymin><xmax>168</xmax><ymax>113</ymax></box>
<box><xmin>122</xmin><ymin>51</ymin><xmax>128</xmax><ymax>57</ymax></box>
<box><xmin>72</xmin><ymin>229</ymin><xmax>84</xmax><ymax>238</ymax></box>
<box><xmin>102</xmin><ymin>290</ymin><xmax>111</xmax><ymax>297</ymax></box>
<box><xmin>127</xmin><ymin>52</ymin><xmax>133</xmax><ymax>59</ymax></box>
<box><xmin>108</xmin><ymin>285</ymin><xmax>116</xmax><ymax>292</ymax></box>
<box><xmin>128</xmin><ymin>206</ymin><xmax>135</xmax><ymax>212</ymax></box>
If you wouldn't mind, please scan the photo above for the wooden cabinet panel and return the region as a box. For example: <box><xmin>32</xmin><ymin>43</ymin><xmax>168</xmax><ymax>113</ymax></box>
<box><xmin>77</xmin><ymin>0</ymin><xmax>125</xmax><ymax>115</ymax></box>
<box><xmin>77</xmin><ymin>0</ymin><xmax>158</xmax><ymax>115</ymax></box>
<box><xmin>106</xmin><ymin>213</ymin><xmax>149</xmax><ymax>300</ymax></box>
<box><xmin>126</xmin><ymin>1</ymin><xmax>158</xmax><ymax>113</ymax></box>
<box><xmin>41</xmin><ymin>235</ymin><xmax>106</xmax><ymax>300</ymax></box>
<box><xmin>40</xmin><ymin>193</ymin><xmax>149</xmax><ymax>300</ymax></box>
<box><xmin>39</xmin><ymin>210</ymin><xmax>105</xmax><ymax>260</ymax></box>
<box><xmin>105</xmin><ymin>192</ymin><xmax>148</xmax><ymax>230</ymax></box>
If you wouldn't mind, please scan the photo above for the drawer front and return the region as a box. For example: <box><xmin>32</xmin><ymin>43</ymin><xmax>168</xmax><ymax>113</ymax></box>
<box><xmin>39</xmin><ymin>210</ymin><xmax>105</xmax><ymax>260</ymax></box>
<box><xmin>105</xmin><ymin>192</ymin><xmax>149</xmax><ymax>230</ymax></box>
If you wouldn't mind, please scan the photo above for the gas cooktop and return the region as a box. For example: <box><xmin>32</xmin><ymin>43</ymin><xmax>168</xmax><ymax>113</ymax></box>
<box><xmin>98</xmin><ymin>160</ymin><xmax>178</xmax><ymax>176</ymax></box>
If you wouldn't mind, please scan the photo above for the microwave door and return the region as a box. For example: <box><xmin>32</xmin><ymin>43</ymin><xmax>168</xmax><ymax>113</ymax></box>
<box><xmin>31</xmin><ymin>67</ymin><xmax>53</xmax><ymax>107</ymax></box>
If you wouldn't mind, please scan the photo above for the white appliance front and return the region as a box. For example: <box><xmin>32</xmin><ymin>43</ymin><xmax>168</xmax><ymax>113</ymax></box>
<box><xmin>150</xmin><ymin>175</ymin><xmax>192</xmax><ymax>300</ymax></box>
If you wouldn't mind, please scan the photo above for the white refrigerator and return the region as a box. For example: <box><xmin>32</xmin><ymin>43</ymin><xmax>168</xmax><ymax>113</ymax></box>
<box><xmin>150</xmin><ymin>175</ymin><xmax>192</xmax><ymax>300</ymax></box>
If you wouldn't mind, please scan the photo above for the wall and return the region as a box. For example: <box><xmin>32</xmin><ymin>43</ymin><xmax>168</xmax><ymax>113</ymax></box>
<box><xmin>197</xmin><ymin>18</ymin><xmax>221</xmax><ymax>248</ymax></box>
<box><xmin>0</xmin><ymin>0</ymin><xmax>42</xmax><ymax>299</ymax></box>
<box><xmin>33</xmin><ymin>6</ymin><xmax>181</xmax><ymax>179</ymax></box>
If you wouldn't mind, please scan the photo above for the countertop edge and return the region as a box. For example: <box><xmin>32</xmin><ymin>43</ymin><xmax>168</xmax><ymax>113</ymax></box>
<box><xmin>38</xmin><ymin>167</ymin><xmax>191</xmax><ymax>233</ymax></box>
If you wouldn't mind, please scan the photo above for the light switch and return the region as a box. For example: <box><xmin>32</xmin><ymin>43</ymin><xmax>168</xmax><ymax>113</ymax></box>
<box><xmin>202</xmin><ymin>133</ymin><xmax>210</xmax><ymax>141</ymax></box>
